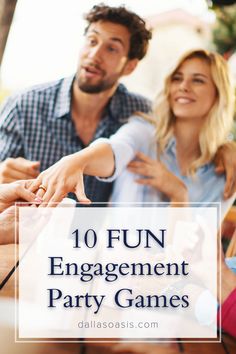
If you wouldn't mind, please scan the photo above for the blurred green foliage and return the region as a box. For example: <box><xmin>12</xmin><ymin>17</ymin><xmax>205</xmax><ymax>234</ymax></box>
<box><xmin>212</xmin><ymin>4</ymin><xmax>236</xmax><ymax>56</ymax></box>
<box><xmin>211</xmin><ymin>4</ymin><xmax>236</xmax><ymax>142</ymax></box>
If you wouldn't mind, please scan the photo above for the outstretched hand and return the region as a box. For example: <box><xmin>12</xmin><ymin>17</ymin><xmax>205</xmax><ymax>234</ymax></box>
<box><xmin>30</xmin><ymin>154</ymin><xmax>91</xmax><ymax>206</ymax></box>
<box><xmin>127</xmin><ymin>152</ymin><xmax>188</xmax><ymax>203</ymax></box>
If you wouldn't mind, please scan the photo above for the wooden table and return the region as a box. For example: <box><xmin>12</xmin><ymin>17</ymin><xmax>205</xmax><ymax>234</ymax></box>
<box><xmin>0</xmin><ymin>244</ymin><xmax>236</xmax><ymax>354</ymax></box>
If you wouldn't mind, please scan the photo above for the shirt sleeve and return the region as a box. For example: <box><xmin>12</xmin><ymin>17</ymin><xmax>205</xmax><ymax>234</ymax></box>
<box><xmin>0</xmin><ymin>95</ymin><xmax>24</xmax><ymax>160</ymax></box>
<box><xmin>90</xmin><ymin>116</ymin><xmax>155</xmax><ymax>182</ymax></box>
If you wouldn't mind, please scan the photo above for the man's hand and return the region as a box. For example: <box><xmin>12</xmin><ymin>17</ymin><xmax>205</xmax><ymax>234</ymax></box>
<box><xmin>0</xmin><ymin>157</ymin><xmax>40</xmax><ymax>183</ymax></box>
<box><xmin>127</xmin><ymin>152</ymin><xmax>188</xmax><ymax>203</ymax></box>
<box><xmin>0</xmin><ymin>180</ymin><xmax>37</xmax><ymax>212</ymax></box>
<box><xmin>214</xmin><ymin>141</ymin><xmax>236</xmax><ymax>199</ymax></box>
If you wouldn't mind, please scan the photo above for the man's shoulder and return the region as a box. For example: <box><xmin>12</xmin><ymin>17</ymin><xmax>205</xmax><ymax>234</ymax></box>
<box><xmin>18</xmin><ymin>76</ymin><xmax>72</xmax><ymax>99</ymax></box>
<box><xmin>4</xmin><ymin>76</ymin><xmax>72</xmax><ymax>107</ymax></box>
<box><xmin>0</xmin><ymin>76</ymin><xmax>73</xmax><ymax>120</ymax></box>
<box><xmin>115</xmin><ymin>83</ymin><xmax>152</xmax><ymax>113</ymax></box>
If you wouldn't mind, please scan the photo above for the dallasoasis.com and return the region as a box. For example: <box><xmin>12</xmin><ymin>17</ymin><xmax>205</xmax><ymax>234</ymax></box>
<box><xmin>77</xmin><ymin>321</ymin><xmax>158</xmax><ymax>329</ymax></box>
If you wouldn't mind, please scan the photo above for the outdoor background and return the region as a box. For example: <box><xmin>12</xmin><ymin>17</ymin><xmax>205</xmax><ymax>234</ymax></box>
<box><xmin>0</xmin><ymin>0</ymin><xmax>235</xmax><ymax>136</ymax></box>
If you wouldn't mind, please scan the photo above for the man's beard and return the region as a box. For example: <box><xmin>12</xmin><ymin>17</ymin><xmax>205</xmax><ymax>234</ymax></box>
<box><xmin>76</xmin><ymin>65</ymin><xmax>125</xmax><ymax>94</ymax></box>
<box><xmin>78</xmin><ymin>79</ymin><xmax>115</xmax><ymax>93</ymax></box>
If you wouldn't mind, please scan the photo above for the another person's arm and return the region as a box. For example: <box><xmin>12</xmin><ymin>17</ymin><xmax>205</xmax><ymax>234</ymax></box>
<box><xmin>0</xmin><ymin>158</ymin><xmax>40</xmax><ymax>183</ymax></box>
<box><xmin>214</xmin><ymin>141</ymin><xmax>236</xmax><ymax>199</ymax></box>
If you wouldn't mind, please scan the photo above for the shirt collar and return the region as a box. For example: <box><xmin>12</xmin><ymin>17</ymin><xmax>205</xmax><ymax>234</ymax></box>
<box><xmin>164</xmin><ymin>136</ymin><xmax>210</xmax><ymax>174</ymax></box>
<box><xmin>105</xmin><ymin>83</ymin><xmax>130</xmax><ymax>122</ymax></box>
<box><xmin>54</xmin><ymin>78</ymin><xmax>127</xmax><ymax>121</ymax></box>
<box><xmin>165</xmin><ymin>136</ymin><xmax>176</xmax><ymax>154</ymax></box>
<box><xmin>54</xmin><ymin>75</ymin><xmax>74</xmax><ymax>119</ymax></box>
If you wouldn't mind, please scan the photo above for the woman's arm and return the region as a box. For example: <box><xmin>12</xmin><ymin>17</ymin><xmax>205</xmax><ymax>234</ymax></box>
<box><xmin>32</xmin><ymin>117</ymin><xmax>154</xmax><ymax>204</ymax></box>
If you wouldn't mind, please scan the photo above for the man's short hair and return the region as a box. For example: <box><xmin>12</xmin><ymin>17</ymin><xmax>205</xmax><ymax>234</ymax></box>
<box><xmin>84</xmin><ymin>3</ymin><xmax>152</xmax><ymax>60</ymax></box>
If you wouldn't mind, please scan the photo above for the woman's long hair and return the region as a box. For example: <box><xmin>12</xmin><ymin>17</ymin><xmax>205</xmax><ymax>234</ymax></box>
<box><xmin>146</xmin><ymin>49</ymin><xmax>235</xmax><ymax>175</ymax></box>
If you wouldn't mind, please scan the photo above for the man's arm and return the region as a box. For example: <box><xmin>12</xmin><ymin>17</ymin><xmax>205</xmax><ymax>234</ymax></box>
<box><xmin>0</xmin><ymin>95</ymin><xmax>40</xmax><ymax>182</ymax></box>
<box><xmin>214</xmin><ymin>141</ymin><xmax>236</xmax><ymax>198</ymax></box>
<box><xmin>0</xmin><ymin>158</ymin><xmax>40</xmax><ymax>183</ymax></box>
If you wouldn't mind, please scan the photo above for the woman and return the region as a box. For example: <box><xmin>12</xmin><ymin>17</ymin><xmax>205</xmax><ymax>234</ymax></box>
<box><xmin>32</xmin><ymin>49</ymin><xmax>236</xmax><ymax>216</ymax></box>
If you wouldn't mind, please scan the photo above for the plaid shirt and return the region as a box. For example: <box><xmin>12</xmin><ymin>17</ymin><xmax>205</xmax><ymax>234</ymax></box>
<box><xmin>0</xmin><ymin>76</ymin><xmax>151</xmax><ymax>202</ymax></box>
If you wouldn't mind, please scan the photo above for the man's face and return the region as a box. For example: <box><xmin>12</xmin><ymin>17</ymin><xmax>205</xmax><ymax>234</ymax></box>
<box><xmin>76</xmin><ymin>21</ymin><xmax>132</xmax><ymax>93</ymax></box>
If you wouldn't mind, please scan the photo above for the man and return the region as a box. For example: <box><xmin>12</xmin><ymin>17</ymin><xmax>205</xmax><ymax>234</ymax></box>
<box><xmin>0</xmin><ymin>4</ymin><xmax>152</xmax><ymax>202</ymax></box>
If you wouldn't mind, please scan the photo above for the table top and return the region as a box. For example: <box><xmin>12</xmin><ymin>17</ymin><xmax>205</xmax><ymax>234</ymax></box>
<box><xmin>0</xmin><ymin>244</ymin><xmax>235</xmax><ymax>354</ymax></box>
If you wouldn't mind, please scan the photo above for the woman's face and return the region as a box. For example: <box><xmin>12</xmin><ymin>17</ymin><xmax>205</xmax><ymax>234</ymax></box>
<box><xmin>169</xmin><ymin>57</ymin><xmax>217</xmax><ymax>122</ymax></box>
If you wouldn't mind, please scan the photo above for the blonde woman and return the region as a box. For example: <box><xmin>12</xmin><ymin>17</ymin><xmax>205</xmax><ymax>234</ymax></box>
<box><xmin>33</xmin><ymin>49</ymin><xmax>236</xmax><ymax>216</ymax></box>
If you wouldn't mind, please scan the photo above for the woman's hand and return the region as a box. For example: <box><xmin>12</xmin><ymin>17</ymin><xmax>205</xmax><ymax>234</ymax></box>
<box><xmin>31</xmin><ymin>154</ymin><xmax>91</xmax><ymax>206</ymax></box>
<box><xmin>30</xmin><ymin>142</ymin><xmax>115</xmax><ymax>206</ymax></box>
<box><xmin>127</xmin><ymin>152</ymin><xmax>188</xmax><ymax>203</ymax></box>
<box><xmin>0</xmin><ymin>180</ymin><xmax>37</xmax><ymax>212</ymax></box>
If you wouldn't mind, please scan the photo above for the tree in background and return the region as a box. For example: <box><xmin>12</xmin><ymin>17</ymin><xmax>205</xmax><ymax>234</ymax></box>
<box><xmin>211</xmin><ymin>3</ymin><xmax>236</xmax><ymax>58</ymax></box>
<box><xmin>210</xmin><ymin>2</ymin><xmax>236</xmax><ymax>140</ymax></box>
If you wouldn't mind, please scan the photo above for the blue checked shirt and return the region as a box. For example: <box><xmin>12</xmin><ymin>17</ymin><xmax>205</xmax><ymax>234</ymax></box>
<box><xmin>0</xmin><ymin>76</ymin><xmax>151</xmax><ymax>202</ymax></box>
